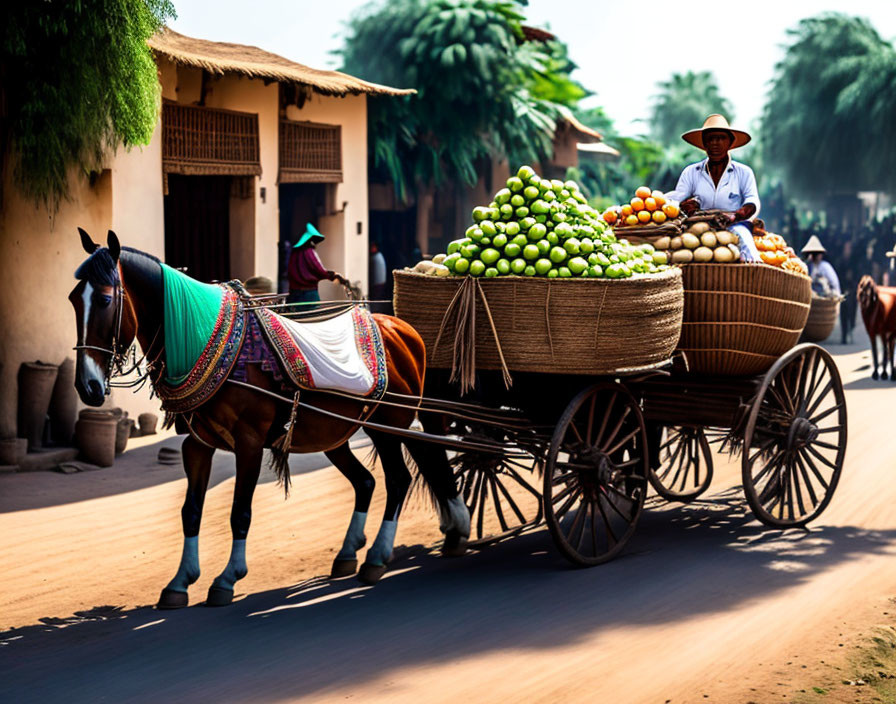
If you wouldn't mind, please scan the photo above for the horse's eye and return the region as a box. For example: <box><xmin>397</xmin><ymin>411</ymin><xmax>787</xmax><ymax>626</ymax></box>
<box><xmin>99</xmin><ymin>294</ymin><xmax>112</xmax><ymax>307</ymax></box>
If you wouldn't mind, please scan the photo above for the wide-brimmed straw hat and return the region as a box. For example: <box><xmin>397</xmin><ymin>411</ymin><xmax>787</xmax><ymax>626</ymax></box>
<box><xmin>682</xmin><ymin>114</ymin><xmax>751</xmax><ymax>150</ymax></box>
<box><xmin>801</xmin><ymin>235</ymin><xmax>826</xmax><ymax>255</ymax></box>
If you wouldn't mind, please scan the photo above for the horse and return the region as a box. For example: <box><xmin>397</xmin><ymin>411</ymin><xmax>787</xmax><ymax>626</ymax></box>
<box><xmin>69</xmin><ymin>229</ymin><xmax>470</xmax><ymax>609</ymax></box>
<box><xmin>857</xmin><ymin>275</ymin><xmax>896</xmax><ymax>380</ymax></box>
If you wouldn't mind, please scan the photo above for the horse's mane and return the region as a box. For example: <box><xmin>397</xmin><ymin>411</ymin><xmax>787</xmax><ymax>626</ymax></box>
<box><xmin>74</xmin><ymin>246</ymin><xmax>161</xmax><ymax>288</ymax></box>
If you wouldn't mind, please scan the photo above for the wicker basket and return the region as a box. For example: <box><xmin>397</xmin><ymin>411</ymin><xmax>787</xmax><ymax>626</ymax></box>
<box><xmin>801</xmin><ymin>296</ymin><xmax>841</xmax><ymax>342</ymax></box>
<box><xmin>393</xmin><ymin>269</ymin><xmax>684</xmax><ymax>380</ymax></box>
<box><xmin>677</xmin><ymin>264</ymin><xmax>811</xmax><ymax>376</ymax></box>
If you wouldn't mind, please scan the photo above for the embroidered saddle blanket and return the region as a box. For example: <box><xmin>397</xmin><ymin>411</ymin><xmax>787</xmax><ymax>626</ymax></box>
<box><xmin>253</xmin><ymin>306</ymin><xmax>387</xmax><ymax>400</ymax></box>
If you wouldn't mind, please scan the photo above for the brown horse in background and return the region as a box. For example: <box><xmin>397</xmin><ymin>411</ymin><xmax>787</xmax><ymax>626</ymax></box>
<box><xmin>69</xmin><ymin>229</ymin><xmax>469</xmax><ymax>609</ymax></box>
<box><xmin>857</xmin><ymin>275</ymin><xmax>896</xmax><ymax>380</ymax></box>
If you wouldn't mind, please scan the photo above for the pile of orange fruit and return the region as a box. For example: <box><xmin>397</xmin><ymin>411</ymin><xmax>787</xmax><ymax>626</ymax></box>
<box><xmin>754</xmin><ymin>231</ymin><xmax>809</xmax><ymax>275</ymax></box>
<box><xmin>602</xmin><ymin>186</ymin><xmax>681</xmax><ymax>228</ymax></box>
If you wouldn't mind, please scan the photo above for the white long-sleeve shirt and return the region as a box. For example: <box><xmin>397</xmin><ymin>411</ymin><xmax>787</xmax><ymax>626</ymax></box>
<box><xmin>666</xmin><ymin>158</ymin><xmax>761</xmax><ymax>217</ymax></box>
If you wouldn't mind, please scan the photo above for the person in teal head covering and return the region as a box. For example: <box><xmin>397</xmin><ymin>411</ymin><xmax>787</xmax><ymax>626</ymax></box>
<box><xmin>287</xmin><ymin>223</ymin><xmax>348</xmax><ymax>305</ymax></box>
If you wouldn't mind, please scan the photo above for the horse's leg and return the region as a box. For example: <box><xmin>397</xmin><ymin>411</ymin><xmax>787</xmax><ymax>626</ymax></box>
<box><xmin>888</xmin><ymin>336</ymin><xmax>896</xmax><ymax>381</ymax></box>
<box><xmin>324</xmin><ymin>442</ymin><xmax>376</xmax><ymax>578</ymax></box>
<box><xmin>158</xmin><ymin>435</ymin><xmax>214</xmax><ymax>609</ymax></box>
<box><xmin>404</xmin><ymin>417</ymin><xmax>470</xmax><ymax>557</ymax></box>
<box><xmin>206</xmin><ymin>440</ymin><xmax>263</xmax><ymax>607</ymax></box>
<box><xmin>357</xmin><ymin>429</ymin><xmax>412</xmax><ymax>585</ymax></box>
<box><xmin>871</xmin><ymin>334</ymin><xmax>881</xmax><ymax>380</ymax></box>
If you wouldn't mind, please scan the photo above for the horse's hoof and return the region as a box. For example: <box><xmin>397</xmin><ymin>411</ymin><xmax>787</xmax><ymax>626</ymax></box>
<box><xmin>441</xmin><ymin>532</ymin><xmax>468</xmax><ymax>558</ymax></box>
<box><xmin>357</xmin><ymin>562</ymin><xmax>387</xmax><ymax>585</ymax></box>
<box><xmin>330</xmin><ymin>558</ymin><xmax>358</xmax><ymax>578</ymax></box>
<box><xmin>205</xmin><ymin>586</ymin><xmax>234</xmax><ymax>607</ymax></box>
<box><xmin>157</xmin><ymin>588</ymin><xmax>188</xmax><ymax>610</ymax></box>
<box><xmin>873</xmin><ymin>372</ymin><xmax>880</xmax><ymax>380</ymax></box>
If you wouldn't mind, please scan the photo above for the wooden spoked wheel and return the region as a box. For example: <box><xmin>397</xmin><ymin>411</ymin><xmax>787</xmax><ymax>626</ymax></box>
<box><xmin>742</xmin><ymin>344</ymin><xmax>847</xmax><ymax>528</ymax></box>
<box><xmin>544</xmin><ymin>382</ymin><xmax>648</xmax><ymax>566</ymax></box>
<box><xmin>648</xmin><ymin>426</ymin><xmax>714</xmax><ymax>502</ymax></box>
<box><xmin>452</xmin><ymin>449</ymin><xmax>543</xmax><ymax>546</ymax></box>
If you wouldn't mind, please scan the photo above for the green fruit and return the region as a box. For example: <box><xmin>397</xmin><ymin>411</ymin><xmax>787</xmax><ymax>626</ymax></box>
<box><xmin>494</xmin><ymin>188</ymin><xmax>512</xmax><ymax>205</ymax></box>
<box><xmin>517</xmin><ymin>165</ymin><xmax>536</xmax><ymax>181</ymax></box>
<box><xmin>494</xmin><ymin>221</ymin><xmax>506</xmax><ymax>233</ymax></box>
<box><xmin>500</xmin><ymin>204</ymin><xmax>514</xmax><ymax>219</ymax></box>
<box><xmin>605</xmin><ymin>262</ymin><xmax>631</xmax><ymax>279</ymax></box>
<box><xmin>528</xmin><ymin>223</ymin><xmax>547</xmax><ymax>241</ymax></box>
<box><xmin>480</xmin><ymin>236</ymin><xmax>491</xmax><ymax>246</ymax></box>
<box><xmin>510</xmin><ymin>234</ymin><xmax>528</xmax><ymax>248</ymax></box>
<box><xmin>519</xmin><ymin>217</ymin><xmax>535</xmax><ymax>231</ymax></box>
<box><xmin>507</xmin><ymin>176</ymin><xmax>524</xmax><ymax>192</ymax></box>
<box><xmin>538</xmin><ymin>178</ymin><xmax>552</xmax><ymax>192</ymax></box>
<box><xmin>554</xmin><ymin>223</ymin><xmax>574</xmax><ymax>239</ymax></box>
<box><xmin>492</xmin><ymin>233</ymin><xmax>508</xmax><ymax>248</ymax></box>
<box><xmin>510</xmin><ymin>194</ymin><xmax>525</xmax><ymax>207</ymax></box>
<box><xmin>579</xmin><ymin>238</ymin><xmax>595</xmax><ymax>255</ymax></box>
<box><xmin>467</xmin><ymin>228</ymin><xmax>483</xmax><ymax>243</ymax></box>
<box><xmin>515</xmin><ymin>206</ymin><xmax>529</xmax><ymax>219</ymax></box>
<box><xmin>560</xmin><ymin>189</ymin><xmax>570</xmax><ymax>199</ymax></box>
<box><xmin>558</xmin><ymin>267</ymin><xmax>572</xmax><ymax>278</ymax></box>
<box><xmin>523</xmin><ymin>244</ymin><xmax>540</xmax><ymax>260</ymax></box>
<box><xmin>447</xmin><ymin>239</ymin><xmax>465</xmax><ymax>255</ymax></box>
<box><xmin>523</xmin><ymin>265</ymin><xmax>536</xmax><ymax>277</ymax></box>
<box><xmin>489</xmin><ymin>207</ymin><xmax>500</xmax><ymax>221</ymax></box>
<box><xmin>480</xmin><ymin>248</ymin><xmax>500</xmax><ymax>265</ymax></box>
<box><xmin>461</xmin><ymin>243</ymin><xmax>481</xmax><ymax>259</ymax></box>
<box><xmin>496</xmin><ymin>258</ymin><xmax>511</xmax><ymax>275</ymax></box>
<box><xmin>551</xmin><ymin>211</ymin><xmax>567</xmax><ymax>223</ymax></box>
<box><xmin>484</xmin><ymin>267</ymin><xmax>499</xmax><ymax>278</ymax></box>
<box><xmin>505</xmin><ymin>221</ymin><xmax>521</xmax><ymax>236</ymax></box>
<box><xmin>535</xmin><ymin>214</ymin><xmax>547</xmax><ymax>224</ymax></box>
<box><xmin>568</xmin><ymin>257</ymin><xmax>588</xmax><ymax>275</ymax></box>
<box><xmin>453</xmin><ymin>257</ymin><xmax>470</xmax><ymax>275</ymax></box>
<box><xmin>543</xmin><ymin>190</ymin><xmax>556</xmax><ymax>202</ymax></box>
<box><xmin>588</xmin><ymin>265</ymin><xmax>604</xmax><ymax>278</ymax></box>
<box><xmin>534</xmin><ymin>258</ymin><xmax>552</xmax><ymax>275</ymax></box>
<box><xmin>531</xmin><ymin>200</ymin><xmax>550</xmax><ymax>214</ymax></box>
<box><xmin>564</xmin><ymin>180</ymin><xmax>578</xmax><ymax>192</ymax></box>
<box><xmin>443</xmin><ymin>253</ymin><xmax>461</xmax><ymax>271</ymax></box>
<box><xmin>523</xmin><ymin>186</ymin><xmax>540</xmax><ymax>201</ymax></box>
<box><xmin>652</xmin><ymin>251</ymin><xmax>668</xmax><ymax>266</ymax></box>
<box><xmin>472</xmin><ymin>206</ymin><xmax>490</xmax><ymax>222</ymax></box>
<box><xmin>546</xmin><ymin>232</ymin><xmax>559</xmax><ymax>246</ymax></box>
<box><xmin>465</xmin><ymin>225</ymin><xmax>479</xmax><ymax>238</ymax></box>
<box><xmin>480</xmin><ymin>221</ymin><xmax>497</xmax><ymax>237</ymax></box>
<box><xmin>549</xmin><ymin>246</ymin><xmax>567</xmax><ymax>264</ymax></box>
<box><xmin>510</xmin><ymin>258</ymin><xmax>527</xmax><ymax>274</ymax></box>
<box><xmin>504</xmin><ymin>243</ymin><xmax>522</xmax><ymax>258</ymax></box>
<box><xmin>596</xmin><ymin>252</ymin><xmax>611</xmax><ymax>267</ymax></box>
<box><xmin>536</xmin><ymin>239</ymin><xmax>551</xmax><ymax>255</ymax></box>
<box><xmin>550</xmin><ymin>179</ymin><xmax>564</xmax><ymax>192</ymax></box>
<box><xmin>547</xmin><ymin>269</ymin><xmax>559</xmax><ymax>279</ymax></box>
<box><xmin>563</xmin><ymin>238</ymin><xmax>581</xmax><ymax>255</ymax></box>
<box><xmin>469</xmin><ymin>260</ymin><xmax>486</xmax><ymax>277</ymax></box>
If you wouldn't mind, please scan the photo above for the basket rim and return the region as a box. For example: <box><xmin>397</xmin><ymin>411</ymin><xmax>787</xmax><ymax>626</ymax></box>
<box><xmin>392</xmin><ymin>267</ymin><xmax>683</xmax><ymax>285</ymax></box>
<box><xmin>679</xmin><ymin>261</ymin><xmax>811</xmax><ymax>282</ymax></box>
<box><xmin>685</xmin><ymin>288</ymin><xmax>811</xmax><ymax>309</ymax></box>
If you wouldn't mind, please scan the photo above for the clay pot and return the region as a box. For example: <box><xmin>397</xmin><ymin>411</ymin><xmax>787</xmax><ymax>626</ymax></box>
<box><xmin>18</xmin><ymin>362</ymin><xmax>59</xmax><ymax>451</ymax></box>
<box><xmin>75</xmin><ymin>416</ymin><xmax>117</xmax><ymax>467</ymax></box>
<box><xmin>0</xmin><ymin>437</ymin><xmax>27</xmax><ymax>465</ymax></box>
<box><xmin>138</xmin><ymin>412</ymin><xmax>158</xmax><ymax>436</ymax></box>
<box><xmin>48</xmin><ymin>358</ymin><xmax>78</xmax><ymax>446</ymax></box>
<box><xmin>115</xmin><ymin>417</ymin><xmax>133</xmax><ymax>455</ymax></box>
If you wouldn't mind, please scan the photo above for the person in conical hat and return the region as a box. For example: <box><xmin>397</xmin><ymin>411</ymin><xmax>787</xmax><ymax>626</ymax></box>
<box><xmin>286</xmin><ymin>223</ymin><xmax>348</xmax><ymax>305</ymax></box>
<box><xmin>801</xmin><ymin>235</ymin><xmax>841</xmax><ymax>297</ymax></box>
<box><xmin>665</xmin><ymin>114</ymin><xmax>762</xmax><ymax>262</ymax></box>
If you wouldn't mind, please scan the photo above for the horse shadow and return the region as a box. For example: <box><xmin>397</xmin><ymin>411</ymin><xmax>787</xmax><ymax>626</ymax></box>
<box><xmin>3</xmin><ymin>486</ymin><xmax>895</xmax><ymax>703</ymax></box>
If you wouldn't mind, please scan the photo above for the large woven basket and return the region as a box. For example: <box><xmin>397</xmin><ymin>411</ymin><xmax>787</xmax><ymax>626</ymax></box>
<box><xmin>678</xmin><ymin>264</ymin><xmax>812</xmax><ymax>376</ymax></box>
<box><xmin>393</xmin><ymin>269</ymin><xmax>683</xmax><ymax>380</ymax></box>
<box><xmin>801</xmin><ymin>296</ymin><xmax>841</xmax><ymax>342</ymax></box>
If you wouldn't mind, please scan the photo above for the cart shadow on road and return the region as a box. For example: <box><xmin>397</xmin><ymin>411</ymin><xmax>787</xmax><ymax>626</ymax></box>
<box><xmin>3</xmin><ymin>486</ymin><xmax>896</xmax><ymax>703</ymax></box>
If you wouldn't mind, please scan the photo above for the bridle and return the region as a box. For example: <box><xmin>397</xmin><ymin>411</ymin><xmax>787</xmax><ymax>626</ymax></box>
<box><xmin>72</xmin><ymin>265</ymin><xmax>162</xmax><ymax>396</ymax></box>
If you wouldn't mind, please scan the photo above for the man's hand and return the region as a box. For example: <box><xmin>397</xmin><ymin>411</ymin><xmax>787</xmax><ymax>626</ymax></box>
<box><xmin>680</xmin><ymin>198</ymin><xmax>700</xmax><ymax>216</ymax></box>
<box><xmin>334</xmin><ymin>274</ymin><xmax>350</xmax><ymax>287</ymax></box>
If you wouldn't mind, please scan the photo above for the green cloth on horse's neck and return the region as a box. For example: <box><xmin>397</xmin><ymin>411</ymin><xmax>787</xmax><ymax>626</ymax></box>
<box><xmin>161</xmin><ymin>263</ymin><xmax>224</xmax><ymax>384</ymax></box>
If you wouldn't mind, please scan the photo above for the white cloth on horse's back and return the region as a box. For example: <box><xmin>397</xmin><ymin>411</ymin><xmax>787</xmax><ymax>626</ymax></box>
<box><xmin>253</xmin><ymin>306</ymin><xmax>387</xmax><ymax>399</ymax></box>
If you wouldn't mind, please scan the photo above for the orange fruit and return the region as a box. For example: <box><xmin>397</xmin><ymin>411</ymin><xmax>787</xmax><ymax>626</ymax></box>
<box><xmin>662</xmin><ymin>203</ymin><xmax>679</xmax><ymax>218</ymax></box>
<box><xmin>652</xmin><ymin>210</ymin><xmax>667</xmax><ymax>224</ymax></box>
<box><xmin>624</xmin><ymin>214</ymin><xmax>639</xmax><ymax>227</ymax></box>
<box><xmin>635</xmin><ymin>186</ymin><xmax>651</xmax><ymax>200</ymax></box>
<box><xmin>760</xmin><ymin>251</ymin><xmax>776</xmax><ymax>264</ymax></box>
<box><xmin>644</xmin><ymin>197</ymin><xmax>657</xmax><ymax>212</ymax></box>
<box><xmin>651</xmin><ymin>190</ymin><xmax>666</xmax><ymax>206</ymax></box>
<box><xmin>631</xmin><ymin>197</ymin><xmax>645</xmax><ymax>212</ymax></box>
<box><xmin>621</xmin><ymin>204</ymin><xmax>633</xmax><ymax>217</ymax></box>
<box><xmin>637</xmin><ymin>210</ymin><xmax>652</xmax><ymax>223</ymax></box>
<box><xmin>602</xmin><ymin>209</ymin><xmax>617</xmax><ymax>224</ymax></box>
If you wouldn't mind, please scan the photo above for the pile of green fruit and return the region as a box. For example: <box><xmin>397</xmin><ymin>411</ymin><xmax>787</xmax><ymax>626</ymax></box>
<box><xmin>427</xmin><ymin>166</ymin><xmax>669</xmax><ymax>279</ymax></box>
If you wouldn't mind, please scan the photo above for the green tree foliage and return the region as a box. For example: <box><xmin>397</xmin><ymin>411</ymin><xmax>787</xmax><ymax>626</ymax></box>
<box><xmin>762</xmin><ymin>14</ymin><xmax>896</xmax><ymax>199</ymax></box>
<box><xmin>649</xmin><ymin>71</ymin><xmax>734</xmax><ymax>146</ymax></box>
<box><xmin>2</xmin><ymin>0</ymin><xmax>175</xmax><ymax>210</ymax></box>
<box><xmin>339</xmin><ymin>0</ymin><xmax>585</xmax><ymax>202</ymax></box>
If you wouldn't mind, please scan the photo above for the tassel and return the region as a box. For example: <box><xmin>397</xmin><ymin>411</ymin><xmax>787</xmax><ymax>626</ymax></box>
<box><xmin>270</xmin><ymin>390</ymin><xmax>300</xmax><ymax>495</ymax></box>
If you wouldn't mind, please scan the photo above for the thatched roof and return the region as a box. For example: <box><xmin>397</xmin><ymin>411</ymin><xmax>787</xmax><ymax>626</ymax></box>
<box><xmin>558</xmin><ymin>109</ymin><xmax>602</xmax><ymax>143</ymax></box>
<box><xmin>148</xmin><ymin>28</ymin><xmax>415</xmax><ymax>98</ymax></box>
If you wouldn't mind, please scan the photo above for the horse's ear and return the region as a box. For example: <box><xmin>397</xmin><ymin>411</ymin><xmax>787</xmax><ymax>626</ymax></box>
<box><xmin>107</xmin><ymin>231</ymin><xmax>120</xmax><ymax>262</ymax></box>
<box><xmin>78</xmin><ymin>228</ymin><xmax>99</xmax><ymax>254</ymax></box>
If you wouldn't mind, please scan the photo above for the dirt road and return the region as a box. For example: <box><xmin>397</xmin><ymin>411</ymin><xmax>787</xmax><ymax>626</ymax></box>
<box><xmin>2</xmin><ymin>335</ymin><xmax>895</xmax><ymax>703</ymax></box>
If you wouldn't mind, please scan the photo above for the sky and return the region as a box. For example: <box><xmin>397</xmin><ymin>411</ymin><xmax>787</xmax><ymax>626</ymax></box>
<box><xmin>169</xmin><ymin>0</ymin><xmax>896</xmax><ymax>137</ymax></box>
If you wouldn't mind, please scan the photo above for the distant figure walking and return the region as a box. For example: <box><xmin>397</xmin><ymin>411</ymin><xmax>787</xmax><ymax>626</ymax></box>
<box><xmin>369</xmin><ymin>242</ymin><xmax>387</xmax><ymax>300</ymax></box>
<box><xmin>287</xmin><ymin>224</ymin><xmax>348</xmax><ymax>305</ymax></box>
<box><xmin>802</xmin><ymin>235</ymin><xmax>841</xmax><ymax>297</ymax></box>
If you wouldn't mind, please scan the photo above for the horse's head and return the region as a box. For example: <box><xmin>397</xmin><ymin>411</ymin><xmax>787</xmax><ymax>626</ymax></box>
<box><xmin>858</xmin><ymin>275</ymin><xmax>879</xmax><ymax>314</ymax></box>
<box><xmin>69</xmin><ymin>228</ymin><xmax>137</xmax><ymax>406</ymax></box>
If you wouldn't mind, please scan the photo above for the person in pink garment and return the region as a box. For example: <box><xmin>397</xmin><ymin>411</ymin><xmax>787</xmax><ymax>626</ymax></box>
<box><xmin>287</xmin><ymin>223</ymin><xmax>348</xmax><ymax>305</ymax></box>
